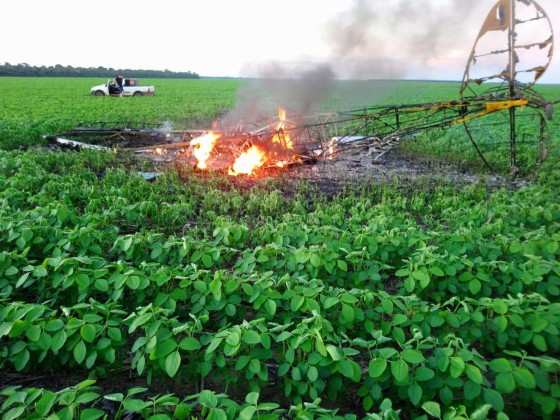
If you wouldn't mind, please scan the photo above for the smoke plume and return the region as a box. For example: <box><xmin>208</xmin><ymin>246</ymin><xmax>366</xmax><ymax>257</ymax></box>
<box><xmin>223</xmin><ymin>0</ymin><xmax>486</xmax><ymax>128</ymax></box>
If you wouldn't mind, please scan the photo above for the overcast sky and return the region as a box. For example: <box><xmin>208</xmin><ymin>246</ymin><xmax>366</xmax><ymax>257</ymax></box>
<box><xmin>1</xmin><ymin>0</ymin><xmax>559</xmax><ymax>82</ymax></box>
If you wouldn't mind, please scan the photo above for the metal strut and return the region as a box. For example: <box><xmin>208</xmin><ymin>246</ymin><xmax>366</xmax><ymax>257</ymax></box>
<box><xmin>463</xmin><ymin>122</ymin><xmax>493</xmax><ymax>172</ymax></box>
<box><xmin>508</xmin><ymin>0</ymin><xmax>518</xmax><ymax>172</ymax></box>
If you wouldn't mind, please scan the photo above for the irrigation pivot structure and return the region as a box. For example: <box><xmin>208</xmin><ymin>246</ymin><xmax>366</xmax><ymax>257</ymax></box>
<box><xmin>300</xmin><ymin>0</ymin><xmax>556</xmax><ymax>173</ymax></box>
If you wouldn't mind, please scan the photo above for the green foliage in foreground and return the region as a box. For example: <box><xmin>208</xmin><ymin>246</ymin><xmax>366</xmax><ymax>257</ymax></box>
<box><xmin>0</xmin><ymin>150</ymin><xmax>559</xmax><ymax>418</ymax></box>
<box><xmin>0</xmin><ymin>379</ymin><xmax>502</xmax><ymax>420</ymax></box>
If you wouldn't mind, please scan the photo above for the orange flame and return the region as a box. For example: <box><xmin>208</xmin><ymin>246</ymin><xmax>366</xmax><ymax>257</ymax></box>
<box><xmin>229</xmin><ymin>146</ymin><xmax>266</xmax><ymax>176</ymax></box>
<box><xmin>190</xmin><ymin>131</ymin><xmax>220</xmax><ymax>170</ymax></box>
<box><xmin>272</xmin><ymin>107</ymin><xmax>293</xmax><ymax>149</ymax></box>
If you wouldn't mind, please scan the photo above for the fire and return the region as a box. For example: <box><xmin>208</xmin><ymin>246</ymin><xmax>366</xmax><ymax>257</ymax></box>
<box><xmin>229</xmin><ymin>146</ymin><xmax>266</xmax><ymax>176</ymax></box>
<box><xmin>190</xmin><ymin>131</ymin><xmax>220</xmax><ymax>169</ymax></box>
<box><xmin>188</xmin><ymin>108</ymin><xmax>297</xmax><ymax>176</ymax></box>
<box><xmin>272</xmin><ymin>107</ymin><xmax>294</xmax><ymax>150</ymax></box>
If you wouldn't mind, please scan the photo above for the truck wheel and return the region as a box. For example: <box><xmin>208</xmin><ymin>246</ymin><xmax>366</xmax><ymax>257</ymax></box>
<box><xmin>93</xmin><ymin>90</ymin><xmax>105</xmax><ymax>96</ymax></box>
<box><xmin>133</xmin><ymin>91</ymin><xmax>144</xmax><ymax>96</ymax></box>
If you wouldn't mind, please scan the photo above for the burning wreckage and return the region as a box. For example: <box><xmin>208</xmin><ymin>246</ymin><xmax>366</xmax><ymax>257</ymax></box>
<box><xmin>48</xmin><ymin>0</ymin><xmax>558</xmax><ymax>179</ymax></box>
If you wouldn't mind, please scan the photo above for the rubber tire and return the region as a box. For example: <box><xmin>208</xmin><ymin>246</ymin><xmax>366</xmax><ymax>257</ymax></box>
<box><xmin>93</xmin><ymin>90</ymin><xmax>105</xmax><ymax>96</ymax></box>
<box><xmin>133</xmin><ymin>91</ymin><xmax>144</xmax><ymax>96</ymax></box>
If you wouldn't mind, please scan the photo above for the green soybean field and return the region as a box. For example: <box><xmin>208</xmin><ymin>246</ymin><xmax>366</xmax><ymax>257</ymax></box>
<box><xmin>0</xmin><ymin>77</ymin><xmax>560</xmax><ymax>420</ymax></box>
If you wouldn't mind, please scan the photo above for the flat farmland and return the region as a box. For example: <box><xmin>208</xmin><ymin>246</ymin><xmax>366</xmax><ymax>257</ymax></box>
<box><xmin>0</xmin><ymin>77</ymin><xmax>559</xmax><ymax>419</ymax></box>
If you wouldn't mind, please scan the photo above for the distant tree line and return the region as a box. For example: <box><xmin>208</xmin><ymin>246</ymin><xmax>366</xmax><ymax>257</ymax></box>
<box><xmin>0</xmin><ymin>63</ymin><xmax>200</xmax><ymax>79</ymax></box>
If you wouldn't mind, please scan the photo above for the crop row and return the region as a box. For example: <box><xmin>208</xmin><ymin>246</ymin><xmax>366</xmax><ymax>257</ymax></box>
<box><xmin>1</xmin><ymin>201</ymin><xmax>559</xmax><ymax>306</ymax></box>
<box><xmin>1</xmin><ymin>294</ymin><xmax>559</xmax><ymax>416</ymax></box>
<box><xmin>0</xmin><ymin>379</ymin><xmax>510</xmax><ymax>420</ymax></box>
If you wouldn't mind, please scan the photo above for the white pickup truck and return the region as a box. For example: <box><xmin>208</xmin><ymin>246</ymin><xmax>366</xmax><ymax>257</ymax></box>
<box><xmin>90</xmin><ymin>79</ymin><xmax>155</xmax><ymax>96</ymax></box>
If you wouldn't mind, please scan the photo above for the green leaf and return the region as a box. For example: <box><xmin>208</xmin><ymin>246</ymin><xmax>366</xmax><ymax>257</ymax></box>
<box><xmin>0</xmin><ymin>322</ymin><xmax>13</xmax><ymax>338</ymax></box>
<box><xmin>128</xmin><ymin>313</ymin><xmax>151</xmax><ymax>333</ymax></box>
<box><xmin>538</xmin><ymin>395</ymin><xmax>557</xmax><ymax>415</ymax></box>
<box><xmin>483</xmin><ymin>388</ymin><xmax>504</xmax><ymax>412</ymax></box>
<box><xmin>408</xmin><ymin>382</ymin><xmax>423</xmax><ymax>406</ymax></box>
<box><xmin>123</xmin><ymin>398</ymin><xmax>148</xmax><ymax>413</ymax></box>
<box><xmin>245</xmin><ymin>392</ymin><xmax>259</xmax><ymax>405</ymax></box>
<box><xmin>257</xmin><ymin>402</ymin><xmax>280</xmax><ymax>411</ymax></box>
<box><xmin>416</xmin><ymin>367</ymin><xmax>435</xmax><ymax>382</ymax></box>
<box><xmin>3</xmin><ymin>406</ymin><xmax>25</xmax><ymax>420</ymax></box>
<box><xmin>179</xmin><ymin>337</ymin><xmax>201</xmax><ymax>351</ymax></box>
<box><xmin>45</xmin><ymin>319</ymin><xmax>64</xmax><ymax>332</ymax></box>
<box><xmin>121</xmin><ymin>236</ymin><xmax>133</xmax><ymax>252</ymax></box>
<box><xmin>226</xmin><ymin>331</ymin><xmax>240</xmax><ymax>346</ymax></box>
<box><xmin>532</xmin><ymin>334</ymin><xmax>548</xmax><ymax>351</ymax></box>
<box><xmin>496</xmin><ymin>372</ymin><xmax>516</xmax><ymax>394</ymax></box>
<box><xmin>290</xmin><ymin>295</ymin><xmax>304</xmax><ymax>312</ymax></box>
<box><xmin>492</xmin><ymin>300</ymin><xmax>508</xmax><ymax>315</ymax></box>
<box><xmin>76</xmin><ymin>392</ymin><xmax>100</xmax><ymax>404</ymax></box>
<box><xmin>5</xmin><ymin>266</ymin><xmax>18</xmax><ymax>276</ymax></box>
<box><xmin>449</xmin><ymin>357</ymin><xmax>465</xmax><ymax>378</ymax></box>
<box><xmin>51</xmin><ymin>330</ymin><xmax>67</xmax><ymax>352</ymax></box>
<box><xmin>402</xmin><ymin>349</ymin><xmax>424</xmax><ymax>364</ymax></box>
<box><xmin>80</xmin><ymin>324</ymin><xmax>96</xmax><ymax>343</ymax></box>
<box><xmin>33</xmin><ymin>266</ymin><xmax>48</xmax><ymax>278</ymax></box>
<box><xmin>469</xmin><ymin>279</ymin><xmax>482</xmax><ymax>295</ymax></box>
<box><xmin>337</xmin><ymin>260</ymin><xmax>348</xmax><ymax>272</ymax></box>
<box><xmin>291</xmin><ymin>366</ymin><xmax>302</xmax><ymax>381</ymax></box>
<box><xmin>464</xmin><ymin>381</ymin><xmax>481</xmax><ymax>400</ymax></box>
<box><xmin>465</xmin><ymin>364</ymin><xmax>484</xmax><ymax>384</ymax></box>
<box><xmin>412</xmin><ymin>270</ymin><xmax>431</xmax><ymax>288</ymax></box>
<box><xmin>310</xmin><ymin>254</ymin><xmax>322</xmax><ymax>267</ymax></box>
<box><xmin>512</xmin><ymin>367</ymin><xmax>536</xmax><ymax>389</ymax></box>
<box><xmin>307</xmin><ymin>366</ymin><xmax>319</xmax><ymax>381</ymax></box>
<box><xmin>242</xmin><ymin>330</ymin><xmax>261</xmax><ymax>345</ymax></box>
<box><xmin>422</xmin><ymin>401</ymin><xmax>441</xmax><ymax>418</ymax></box>
<box><xmin>340</xmin><ymin>359</ymin><xmax>362</xmax><ymax>383</ymax></box>
<box><xmin>25</xmin><ymin>325</ymin><xmax>41</xmax><ymax>342</ymax></box>
<box><xmin>80</xmin><ymin>408</ymin><xmax>105</xmax><ymax>420</ymax></box>
<box><xmin>108</xmin><ymin>327</ymin><xmax>122</xmax><ymax>342</ymax></box>
<box><xmin>470</xmin><ymin>404</ymin><xmax>492</xmax><ymax>420</ymax></box>
<box><xmin>489</xmin><ymin>358</ymin><xmax>511</xmax><ymax>373</ymax></box>
<box><xmin>249</xmin><ymin>359</ymin><xmax>261</xmax><ymax>375</ymax></box>
<box><xmin>14</xmin><ymin>349</ymin><xmax>30</xmax><ymax>371</ymax></box>
<box><xmin>391</xmin><ymin>359</ymin><xmax>409</xmax><ymax>383</ymax></box>
<box><xmin>264</xmin><ymin>300</ymin><xmax>276</xmax><ymax>316</ymax></box>
<box><xmin>36</xmin><ymin>391</ymin><xmax>57</xmax><ymax>416</ymax></box>
<box><xmin>173</xmin><ymin>403</ymin><xmax>190</xmax><ymax>420</ymax></box>
<box><xmin>199</xmin><ymin>390</ymin><xmax>218</xmax><ymax>408</ymax></box>
<box><xmin>326</xmin><ymin>345</ymin><xmax>343</xmax><ymax>361</ymax></box>
<box><xmin>368</xmin><ymin>358</ymin><xmax>387</xmax><ymax>378</ymax></box>
<box><xmin>323</xmin><ymin>296</ymin><xmax>339</xmax><ymax>309</ymax></box>
<box><xmin>207</xmin><ymin>408</ymin><xmax>227</xmax><ymax>420</ymax></box>
<box><xmin>104</xmin><ymin>393</ymin><xmax>124</xmax><ymax>402</ymax></box>
<box><xmin>165</xmin><ymin>351</ymin><xmax>181</xmax><ymax>378</ymax></box>
<box><xmin>404</xmin><ymin>277</ymin><xmax>415</xmax><ymax>292</ymax></box>
<box><xmin>340</xmin><ymin>304</ymin><xmax>355</xmax><ymax>324</ymax></box>
<box><xmin>239</xmin><ymin>406</ymin><xmax>256</xmax><ymax>420</ymax></box>
<box><xmin>73</xmin><ymin>340</ymin><xmax>86</xmax><ymax>364</ymax></box>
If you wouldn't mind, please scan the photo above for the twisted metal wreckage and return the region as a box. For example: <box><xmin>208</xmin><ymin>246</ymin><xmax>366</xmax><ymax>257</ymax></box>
<box><xmin>48</xmin><ymin>0</ymin><xmax>558</xmax><ymax>176</ymax></box>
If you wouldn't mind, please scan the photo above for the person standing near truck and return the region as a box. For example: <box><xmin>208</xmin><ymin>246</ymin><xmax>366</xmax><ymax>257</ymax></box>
<box><xmin>115</xmin><ymin>75</ymin><xmax>124</xmax><ymax>95</ymax></box>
